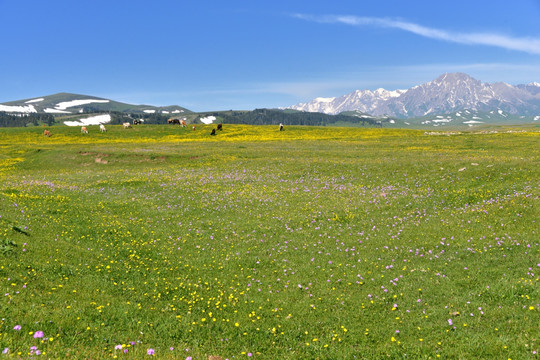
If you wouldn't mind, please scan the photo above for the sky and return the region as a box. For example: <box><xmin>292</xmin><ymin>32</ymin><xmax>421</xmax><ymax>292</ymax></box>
<box><xmin>1</xmin><ymin>0</ymin><xmax>540</xmax><ymax>112</ymax></box>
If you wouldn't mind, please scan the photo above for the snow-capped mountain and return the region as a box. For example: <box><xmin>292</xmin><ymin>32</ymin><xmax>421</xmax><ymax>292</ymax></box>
<box><xmin>294</xmin><ymin>88</ymin><xmax>406</xmax><ymax>115</ymax></box>
<box><xmin>516</xmin><ymin>82</ymin><xmax>540</xmax><ymax>96</ymax></box>
<box><xmin>288</xmin><ymin>73</ymin><xmax>540</xmax><ymax>118</ymax></box>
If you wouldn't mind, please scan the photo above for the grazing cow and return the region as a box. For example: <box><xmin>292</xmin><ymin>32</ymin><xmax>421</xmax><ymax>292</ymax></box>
<box><xmin>192</xmin><ymin>125</ymin><xmax>196</xmax><ymax>131</ymax></box>
<box><xmin>217</xmin><ymin>123</ymin><xmax>223</xmax><ymax>131</ymax></box>
<box><xmin>133</xmin><ymin>119</ymin><xmax>142</xmax><ymax>125</ymax></box>
<box><xmin>210</xmin><ymin>128</ymin><xmax>216</xmax><ymax>136</ymax></box>
<box><xmin>180</xmin><ymin>119</ymin><xmax>187</xmax><ymax>127</ymax></box>
<box><xmin>168</xmin><ymin>118</ymin><xmax>180</xmax><ymax>125</ymax></box>
<box><xmin>81</xmin><ymin>126</ymin><xmax>88</xmax><ymax>134</ymax></box>
<box><xmin>100</xmin><ymin>124</ymin><xmax>106</xmax><ymax>132</ymax></box>
<box><xmin>279</xmin><ymin>123</ymin><xmax>284</xmax><ymax>131</ymax></box>
<box><xmin>123</xmin><ymin>122</ymin><xmax>132</xmax><ymax>129</ymax></box>
<box><xmin>43</xmin><ymin>129</ymin><xmax>51</xmax><ymax>137</ymax></box>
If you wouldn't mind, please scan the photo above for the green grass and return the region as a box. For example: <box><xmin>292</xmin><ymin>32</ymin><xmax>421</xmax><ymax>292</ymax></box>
<box><xmin>0</xmin><ymin>125</ymin><xmax>538</xmax><ymax>359</ymax></box>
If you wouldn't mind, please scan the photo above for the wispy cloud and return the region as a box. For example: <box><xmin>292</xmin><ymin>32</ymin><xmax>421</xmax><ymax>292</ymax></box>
<box><xmin>292</xmin><ymin>14</ymin><xmax>540</xmax><ymax>55</ymax></box>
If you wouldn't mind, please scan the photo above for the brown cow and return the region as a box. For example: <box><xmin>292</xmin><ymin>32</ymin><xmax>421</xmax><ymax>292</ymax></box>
<box><xmin>43</xmin><ymin>129</ymin><xmax>51</xmax><ymax>137</ymax></box>
<box><xmin>217</xmin><ymin>123</ymin><xmax>223</xmax><ymax>131</ymax></box>
<box><xmin>81</xmin><ymin>126</ymin><xmax>88</xmax><ymax>134</ymax></box>
<box><xmin>180</xmin><ymin>119</ymin><xmax>187</xmax><ymax>127</ymax></box>
<box><xmin>168</xmin><ymin>118</ymin><xmax>180</xmax><ymax>125</ymax></box>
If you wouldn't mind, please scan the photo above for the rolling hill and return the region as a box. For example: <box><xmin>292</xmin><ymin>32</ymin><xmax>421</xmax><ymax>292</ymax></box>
<box><xmin>0</xmin><ymin>92</ymin><xmax>191</xmax><ymax>115</ymax></box>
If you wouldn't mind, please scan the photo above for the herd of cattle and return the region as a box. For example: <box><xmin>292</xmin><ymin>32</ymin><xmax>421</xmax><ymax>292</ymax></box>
<box><xmin>41</xmin><ymin>118</ymin><xmax>243</xmax><ymax>137</ymax></box>
<box><xmin>42</xmin><ymin>121</ymin><xmax>288</xmax><ymax>137</ymax></box>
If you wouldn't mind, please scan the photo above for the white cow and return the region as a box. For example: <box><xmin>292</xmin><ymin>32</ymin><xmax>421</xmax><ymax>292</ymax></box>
<box><xmin>123</xmin><ymin>122</ymin><xmax>132</xmax><ymax>129</ymax></box>
<box><xmin>81</xmin><ymin>126</ymin><xmax>88</xmax><ymax>134</ymax></box>
<box><xmin>100</xmin><ymin>124</ymin><xmax>106</xmax><ymax>132</ymax></box>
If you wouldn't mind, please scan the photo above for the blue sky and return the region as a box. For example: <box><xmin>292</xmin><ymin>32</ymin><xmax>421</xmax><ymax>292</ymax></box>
<box><xmin>1</xmin><ymin>0</ymin><xmax>540</xmax><ymax>111</ymax></box>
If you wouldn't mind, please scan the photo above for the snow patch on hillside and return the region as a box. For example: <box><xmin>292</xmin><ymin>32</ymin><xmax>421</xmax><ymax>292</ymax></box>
<box><xmin>432</xmin><ymin>119</ymin><xmax>451</xmax><ymax>123</ymax></box>
<box><xmin>314</xmin><ymin>97</ymin><xmax>336</xmax><ymax>103</ymax></box>
<box><xmin>25</xmin><ymin>98</ymin><xmax>44</xmax><ymax>103</ymax></box>
<box><xmin>144</xmin><ymin>110</ymin><xmax>156</xmax><ymax>114</ymax></box>
<box><xmin>64</xmin><ymin>114</ymin><xmax>112</xmax><ymax>126</ymax></box>
<box><xmin>200</xmin><ymin>116</ymin><xmax>216</xmax><ymax>124</ymax></box>
<box><xmin>463</xmin><ymin>120</ymin><xmax>484</xmax><ymax>124</ymax></box>
<box><xmin>374</xmin><ymin>88</ymin><xmax>404</xmax><ymax>98</ymax></box>
<box><xmin>0</xmin><ymin>104</ymin><xmax>37</xmax><ymax>113</ymax></box>
<box><xmin>44</xmin><ymin>108</ymin><xmax>71</xmax><ymax>114</ymax></box>
<box><xmin>55</xmin><ymin>99</ymin><xmax>109</xmax><ymax>110</ymax></box>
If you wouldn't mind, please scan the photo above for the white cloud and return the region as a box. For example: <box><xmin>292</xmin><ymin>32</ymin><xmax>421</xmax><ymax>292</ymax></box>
<box><xmin>293</xmin><ymin>14</ymin><xmax>540</xmax><ymax>55</ymax></box>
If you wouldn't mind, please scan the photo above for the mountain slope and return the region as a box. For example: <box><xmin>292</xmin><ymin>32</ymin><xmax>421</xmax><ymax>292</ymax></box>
<box><xmin>288</xmin><ymin>73</ymin><xmax>540</xmax><ymax>118</ymax></box>
<box><xmin>400</xmin><ymin>109</ymin><xmax>539</xmax><ymax>128</ymax></box>
<box><xmin>191</xmin><ymin>109</ymin><xmax>387</xmax><ymax>127</ymax></box>
<box><xmin>291</xmin><ymin>88</ymin><xmax>406</xmax><ymax>115</ymax></box>
<box><xmin>0</xmin><ymin>92</ymin><xmax>191</xmax><ymax>115</ymax></box>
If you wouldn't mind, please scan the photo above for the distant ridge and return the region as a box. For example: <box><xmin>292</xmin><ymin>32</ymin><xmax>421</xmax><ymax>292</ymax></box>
<box><xmin>288</xmin><ymin>73</ymin><xmax>540</xmax><ymax>118</ymax></box>
<box><xmin>2</xmin><ymin>83</ymin><xmax>539</xmax><ymax>129</ymax></box>
<box><xmin>0</xmin><ymin>92</ymin><xmax>191</xmax><ymax>115</ymax></box>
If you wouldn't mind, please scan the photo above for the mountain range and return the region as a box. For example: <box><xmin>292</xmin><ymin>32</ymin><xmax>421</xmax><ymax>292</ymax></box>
<box><xmin>2</xmin><ymin>73</ymin><xmax>540</xmax><ymax>128</ymax></box>
<box><xmin>288</xmin><ymin>73</ymin><xmax>540</xmax><ymax>118</ymax></box>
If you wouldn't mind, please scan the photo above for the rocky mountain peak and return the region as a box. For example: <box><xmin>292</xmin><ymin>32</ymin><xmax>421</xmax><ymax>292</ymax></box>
<box><xmin>288</xmin><ymin>73</ymin><xmax>540</xmax><ymax>118</ymax></box>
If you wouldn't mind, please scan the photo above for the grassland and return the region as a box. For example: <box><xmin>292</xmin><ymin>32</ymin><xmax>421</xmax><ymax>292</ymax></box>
<box><xmin>0</xmin><ymin>124</ymin><xmax>538</xmax><ymax>359</ymax></box>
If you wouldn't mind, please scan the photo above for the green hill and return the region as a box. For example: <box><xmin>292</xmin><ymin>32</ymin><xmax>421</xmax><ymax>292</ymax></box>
<box><xmin>190</xmin><ymin>108</ymin><xmax>386</xmax><ymax>127</ymax></box>
<box><xmin>1</xmin><ymin>92</ymin><xmax>191</xmax><ymax>115</ymax></box>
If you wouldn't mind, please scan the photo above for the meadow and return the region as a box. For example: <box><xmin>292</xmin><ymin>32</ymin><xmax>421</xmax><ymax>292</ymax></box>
<box><xmin>0</xmin><ymin>124</ymin><xmax>538</xmax><ymax>359</ymax></box>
